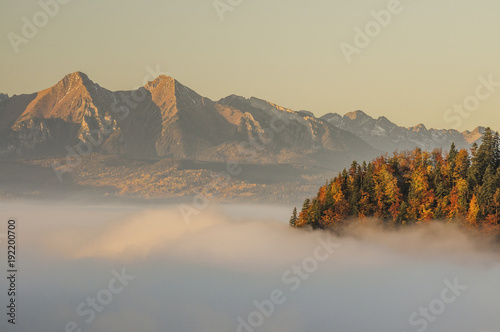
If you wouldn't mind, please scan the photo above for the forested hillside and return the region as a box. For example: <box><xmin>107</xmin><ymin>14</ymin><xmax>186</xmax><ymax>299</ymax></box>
<box><xmin>291</xmin><ymin>128</ymin><xmax>500</xmax><ymax>233</ymax></box>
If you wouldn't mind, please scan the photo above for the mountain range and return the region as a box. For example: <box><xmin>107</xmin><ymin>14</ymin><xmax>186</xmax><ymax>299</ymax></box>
<box><xmin>0</xmin><ymin>72</ymin><xmax>489</xmax><ymax>202</ymax></box>
<box><xmin>321</xmin><ymin>111</ymin><xmax>484</xmax><ymax>153</ymax></box>
<box><xmin>0</xmin><ymin>72</ymin><xmax>486</xmax><ymax>166</ymax></box>
<box><xmin>0</xmin><ymin>72</ymin><xmax>376</xmax><ymax>169</ymax></box>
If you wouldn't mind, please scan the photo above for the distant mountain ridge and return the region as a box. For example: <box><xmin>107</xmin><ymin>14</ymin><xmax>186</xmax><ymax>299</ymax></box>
<box><xmin>0</xmin><ymin>72</ymin><xmax>376</xmax><ymax>170</ymax></box>
<box><xmin>0</xmin><ymin>73</ymin><xmax>487</xmax><ymax>170</ymax></box>
<box><xmin>321</xmin><ymin>110</ymin><xmax>485</xmax><ymax>153</ymax></box>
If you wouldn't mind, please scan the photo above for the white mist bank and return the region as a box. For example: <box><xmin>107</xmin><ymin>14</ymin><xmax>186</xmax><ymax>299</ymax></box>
<box><xmin>0</xmin><ymin>202</ymin><xmax>499</xmax><ymax>332</ymax></box>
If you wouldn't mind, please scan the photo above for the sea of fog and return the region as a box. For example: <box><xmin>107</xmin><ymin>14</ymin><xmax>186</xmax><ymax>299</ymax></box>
<box><xmin>1</xmin><ymin>201</ymin><xmax>500</xmax><ymax>332</ymax></box>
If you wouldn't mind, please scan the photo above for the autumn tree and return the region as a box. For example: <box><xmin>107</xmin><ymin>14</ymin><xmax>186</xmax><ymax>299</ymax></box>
<box><xmin>466</xmin><ymin>194</ymin><xmax>480</xmax><ymax>227</ymax></box>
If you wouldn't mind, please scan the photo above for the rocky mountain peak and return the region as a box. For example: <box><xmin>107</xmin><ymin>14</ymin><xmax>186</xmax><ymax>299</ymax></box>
<box><xmin>145</xmin><ymin>75</ymin><xmax>176</xmax><ymax>90</ymax></box>
<box><xmin>411</xmin><ymin>123</ymin><xmax>427</xmax><ymax>132</ymax></box>
<box><xmin>219</xmin><ymin>94</ymin><xmax>246</xmax><ymax>103</ymax></box>
<box><xmin>143</xmin><ymin>75</ymin><xmax>178</xmax><ymax>107</ymax></box>
<box><xmin>0</xmin><ymin>93</ymin><xmax>8</xmax><ymax>102</ymax></box>
<box><xmin>474</xmin><ymin>126</ymin><xmax>486</xmax><ymax>134</ymax></box>
<box><xmin>345</xmin><ymin>110</ymin><xmax>370</xmax><ymax>121</ymax></box>
<box><xmin>58</xmin><ymin>71</ymin><xmax>93</xmax><ymax>90</ymax></box>
<box><xmin>463</xmin><ymin>126</ymin><xmax>486</xmax><ymax>144</ymax></box>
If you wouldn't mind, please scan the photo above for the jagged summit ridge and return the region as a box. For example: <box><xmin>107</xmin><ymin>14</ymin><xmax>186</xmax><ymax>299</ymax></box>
<box><xmin>321</xmin><ymin>110</ymin><xmax>484</xmax><ymax>152</ymax></box>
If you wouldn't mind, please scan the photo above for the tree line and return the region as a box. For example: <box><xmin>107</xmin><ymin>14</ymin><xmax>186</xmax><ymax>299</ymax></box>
<box><xmin>290</xmin><ymin>128</ymin><xmax>500</xmax><ymax>233</ymax></box>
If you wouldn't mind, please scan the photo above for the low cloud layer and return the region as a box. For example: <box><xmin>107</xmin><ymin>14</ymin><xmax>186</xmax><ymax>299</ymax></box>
<box><xmin>1</xmin><ymin>202</ymin><xmax>500</xmax><ymax>332</ymax></box>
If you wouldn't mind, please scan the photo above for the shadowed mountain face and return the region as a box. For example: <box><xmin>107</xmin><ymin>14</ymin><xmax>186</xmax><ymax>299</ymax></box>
<box><xmin>321</xmin><ymin>110</ymin><xmax>485</xmax><ymax>153</ymax></box>
<box><xmin>0</xmin><ymin>73</ymin><xmax>377</xmax><ymax>169</ymax></box>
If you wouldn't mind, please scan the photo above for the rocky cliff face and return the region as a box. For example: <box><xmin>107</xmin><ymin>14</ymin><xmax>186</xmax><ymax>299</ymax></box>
<box><xmin>321</xmin><ymin>110</ymin><xmax>484</xmax><ymax>153</ymax></box>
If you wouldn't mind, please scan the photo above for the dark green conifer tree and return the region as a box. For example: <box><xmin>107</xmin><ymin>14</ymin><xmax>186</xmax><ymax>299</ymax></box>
<box><xmin>289</xmin><ymin>207</ymin><xmax>298</xmax><ymax>227</ymax></box>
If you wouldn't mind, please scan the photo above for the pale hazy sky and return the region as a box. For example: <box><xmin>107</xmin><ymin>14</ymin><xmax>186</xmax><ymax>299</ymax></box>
<box><xmin>1</xmin><ymin>0</ymin><xmax>499</xmax><ymax>131</ymax></box>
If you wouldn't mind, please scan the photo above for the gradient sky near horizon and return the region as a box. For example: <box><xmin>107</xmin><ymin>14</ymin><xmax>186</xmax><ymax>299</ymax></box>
<box><xmin>1</xmin><ymin>0</ymin><xmax>499</xmax><ymax>131</ymax></box>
